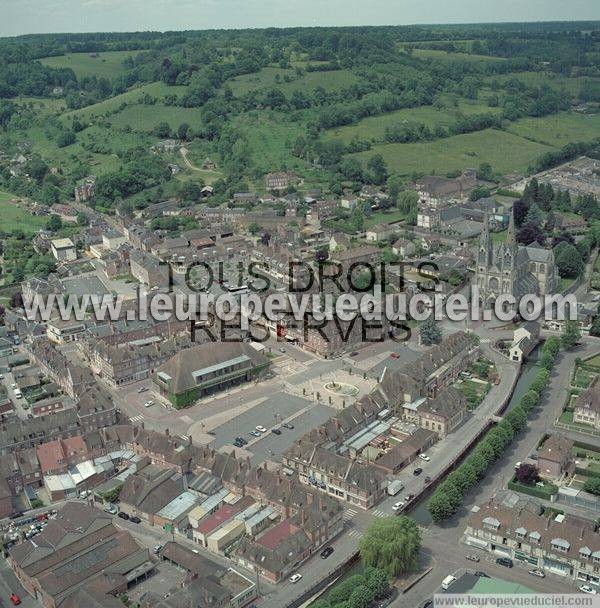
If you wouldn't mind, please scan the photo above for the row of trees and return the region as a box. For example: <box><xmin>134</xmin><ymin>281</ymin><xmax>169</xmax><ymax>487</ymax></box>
<box><xmin>427</xmin><ymin>335</ymin><xmax>563</xmax><ymax>523</ymax></box>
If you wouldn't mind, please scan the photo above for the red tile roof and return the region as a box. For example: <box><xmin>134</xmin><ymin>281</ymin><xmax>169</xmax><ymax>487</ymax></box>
<box><xmin>256</xmin><ymin>520</ymin><xmax>300</xmax><ymax>550</ymax></box>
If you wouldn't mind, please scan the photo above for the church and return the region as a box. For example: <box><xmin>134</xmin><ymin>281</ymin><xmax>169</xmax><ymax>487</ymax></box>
<box><xmin>475</xmin><ymin>211</ymin><xmax>559</xmax><ymax>308</ymax></box>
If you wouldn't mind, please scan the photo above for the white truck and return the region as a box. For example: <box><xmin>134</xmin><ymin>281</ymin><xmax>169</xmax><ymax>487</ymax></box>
<box><xmin>387</xmin><ymin>479</ymin><xmax>404</xmax><ymax>496</ymax></box>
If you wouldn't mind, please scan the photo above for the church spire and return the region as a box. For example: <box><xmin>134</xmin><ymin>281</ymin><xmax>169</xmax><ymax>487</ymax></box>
<box><xmin>478</xmin><ymin>212</ymin><xmax>492</xmax><ymax>268</ymax></box>
<box><xmin>507</xmin><ymin>208</ymin><xmax>516</xmax><ymax>246</ymax></box>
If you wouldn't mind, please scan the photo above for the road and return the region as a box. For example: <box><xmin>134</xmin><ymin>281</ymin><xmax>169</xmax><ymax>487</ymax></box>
<box><xmin>392</xmin><ymin>338</ymin><xmax>600</xmax><ymax>607</ymax></box>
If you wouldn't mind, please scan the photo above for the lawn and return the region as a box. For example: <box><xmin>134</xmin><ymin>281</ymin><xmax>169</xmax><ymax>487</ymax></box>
<box><xmin>348</xmin><ymin>128</ymin><xmax>554</xmax><ymax>177</ymax></box>
<box><xmin>0</xmin><ymin>192</ymin><xmax>49</xmax><ymax>234</ymax></box>
<box><xmin>39</xmin><ymin>50</ymin><xmax>140</xmax><ymax>79</ymax></box>
<box><xmin>505</xmin><ymin>112</ymin><xmax>600</xmax><ymax>147</ymax></box>
<box><xmin>226</xmin><ymin>66</ymin><xmax>362</xmax><ymax>96</ymax></box>
<box><xmin>323</xmin><ymin>100</ymin><xmax>501</xmax><ymax>144</ymax></box>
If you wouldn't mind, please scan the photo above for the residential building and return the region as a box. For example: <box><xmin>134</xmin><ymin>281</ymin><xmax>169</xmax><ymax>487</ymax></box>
<box><xmin>574</xmin><ymin>378</ymin><xmax>600</xmax><ymax>429</ymax></box>
<box><xmin>50</xmin><ymin>238</ymin><xmax>77</xmax><ymax>262</ymax></box>
<box><xmin>464</xmin><ymin>491</ymin><xmax>600</xmax><ymax>584</ymax></box>
<box><xmin>537</xmin><ymin>435</ymin><xmax>574</xmax><ymax>480</ymax></box>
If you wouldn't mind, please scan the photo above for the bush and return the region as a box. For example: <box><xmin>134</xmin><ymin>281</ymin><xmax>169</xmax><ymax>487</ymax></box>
<box><xmin>584</xmin><ymin>478</ymin><xmax>600</xmax><ymax>495</ymax></box>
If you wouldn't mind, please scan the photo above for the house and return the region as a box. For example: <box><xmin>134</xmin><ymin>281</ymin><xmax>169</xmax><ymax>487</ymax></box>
<box><xmin>202</xmin><ymin>158</ymin><xmax>216</xmax><ymax>170</ymax></box>
<box><xmin>365</xmin><ymin>223</ymin><xmax>396</xmax><ymax>242</ymax></box>
<box><xmin>509</xmin><ymin>321</ymin><xmax>540</xmax><ymax>362</ymax></box>
<box><xmin>537</xmin><ymin>435</ymin><xmax>573</xmax><ymax>479</ymax></box>
<box><xmin>50</xmin><ymin>204</ymin><xmax>78</xmax><ymax>223</ymax></box>
<box><xmin>153</xmin><ymin>342</ymin><xmax>270</xmax><ymax>407</ymax></box>
<box><xmin>50</xmin><ymin>238</ymin><xmax>77</xmax><ymax>262</ymax></box>
<box><xmin>574</xmin><ymin>378</ymin><xmax>600</xmax><ymax>429</ymax></box>
<box><xmin>464</xmin><ymin>490</ymin><xmax>600</xmax><ymax>584</ymax></box>
<box><xmin>328</xmin><ymin>232</ymin><xmax>351</xmax><ymax>252</ymax></box>
<box><xmin>409</xmin><ymin>386</ymin><xmax>468</xmax><ymax>437</ymax></box>
<box><xmin>74</xmin><ymin>177</ymin><xmax>96</xmax><ymax>203</ymax></box>
<box><xmin>392</xmin><ymin>238</ymin><xmax>416</xmax><ymax>258</ymax></box>
<box><xmin>416</xmin><ymin>169</ymin><xmax>477</xmax><ymax>206</ymax></box>
<box><xmin>265</xmin><ymin>171</ymin><xmax>298</xmax><ymax>190</ymax></box>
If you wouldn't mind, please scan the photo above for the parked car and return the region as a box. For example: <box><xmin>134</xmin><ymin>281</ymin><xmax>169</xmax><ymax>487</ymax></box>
<box><xmin>10</xmin><ymin>383</ymin><xmax>16</xmax><ymax>389</ymax></box>
<box><xmin>255</xmin><ymin>425</ymin><xmax>267</xmax><ymax>433</ymax></box>
<box><xmin>419</xmin><ymin>454</ymin><xmax>430</xmax><ymax>462</ymax></box>
<box><xmin>390</xmin><ymin>353</ymin><xmax>400</xmax><ymax>359</ymax></box>
<box><xmin>289</xmin><ymin>573</ymin><xmax>302</xmax><ymax>584</ymax></box>
<box><xmin>117</xmin><ymin>512</ymin><xmax>129</xmax><ymax>520</ymax></box>
<box><xmin>271</xmin><ymin>428</ymin><xmax>282</xmax><ymax>435</ymax></box>
<box><xmin>474</xmin><ymin>571</ymin><xmax>490</xmax><ymax>578</ymax></box>
<box><xmin>104</xmin><ymin>504</ymin><xmax>118</xmax><ymax>515</ymax></box>
<box><xmin>413</xmin><ymin>468</ymin><xmax>423</xmax><ymax>476</ymax></box>
<box><xmin>9</xmin><ymin>593</ymin><xmax>21</xmax><ymax>605</ymax></box>
<box><xmin>279</xmin><ymin>348</ymin><xmax>286</xmax><ymax>353</ymax></box>
<box><xmin>528</xmin><ymin>569</ymin><xmax>545</xmax><ymax>578</ymax></box>
<box><xmin>137</xmin><ymin>387</ymin><xmax>148</xmax><ymax>393</ymax></box>
<box><xmin>282</xmin><ymin>422</ymin><xmax>294</xmax><ymax>429</ymax></box>
<box><xmin>350</xmin><ymin>352</ymin><xmax>359</xmax><ymax>357</ymax></box>
<box><xmin>236</xmin><ymin>436</ymin><xmax>248</xmax><ymax>445</ymax></box>
<box><xmin>249</xmin><ymin>430</ymin><xmax>261</xmax><ymax>437</ymax></box>
<box><xmin>495</xmin><ymin>557</ymin><xmax>513</xmax><ymax>568</ymax></box>
<box><xmin>144</xmin><ymin>400</ymin><xmax>154</xmax><ymax>408</ymax></box>
<box><xmin>392</xmin><ymin>501</ymin><xmax>405</xmax><ymax>511</ymax></box>
<box><xmin>465</xmin><ymin>554</ymin><xmax>480</xmax><ymax>563</ymax></box>
<box><xmin>0</xmin><ymin>374</ymin><xmax>4</xmax><ymax>380</ymax></box>
<box><xmin>130</xmin><ymin>516</ymin><xmax>141</xmax><ymax>524</ymax></box>
<box><xmin>580</xmin><ymin>585</ymin><xmax>597</xmax><ymax>595</ymax></box>
<box><xmin>320</xmin><ymin>547</ymin><xmax>334</xmax><ymax>559</ymax></box>
<box><xmin>153</xmin><ymin>544</ymin><xmax>163</xmax><ymax>554</ymax></box>
<box><xmin>404</xmin><ymin>494</ymin><xmax>415</xmax><ymax>502</ymax></box>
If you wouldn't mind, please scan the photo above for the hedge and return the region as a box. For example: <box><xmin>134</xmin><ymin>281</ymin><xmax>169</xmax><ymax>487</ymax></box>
<box><xmin>507</xmin><ymin>479</ymin><xmax>558</xmax><ymax>500</ymax></box>
<box><xmin>427</xmin><ymin>336</ymin><xmax>559</xmax><ymax>523</ymax></box>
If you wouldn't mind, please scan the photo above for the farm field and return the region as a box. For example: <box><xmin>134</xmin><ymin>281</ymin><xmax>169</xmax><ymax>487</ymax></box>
<box><xmin>0</xmin><ymin>191</ymin><xmax>49</xmax><ymax>234</ymax></box>
<box><xmin>39</xmin><ymin>50</ymin><xmax>140</xmax><ymax>79</ymax></box>
<box><xmin>483</xmin><ymin>70</ymin><xmax>589</xmax><ymax>95</ymax></box>
<box><xmin>226</xmin><ymin>66</ymin><xmax>362</xmax><ymax>96</ymax></box>
<box><xmin>324</xmin><ymin>100</ymin><xmax>501</xmax><ymax>144</ymax></box>
<box><xmin>108</xmin><ymin>103</ymin><xmax>205</xmax><ymax>133</ymax></box>
<box><xmin>63</xmin><ymin>82</ymin><xmax>189</xmax><ymax>122</ymax></box>
<box><xmin>349</xmin><ymin>128</ymin><xmax>554</xmax><ymax>176</ymax></box>
<box><xmin>505</xmin><ymin>112</ymin><xmax>600</xmax><ymax>147</ymax></box>
<box><xmin>412</xmin><ymin>48</ymin><xmax>506</xmax><ymax>62</ymax></box>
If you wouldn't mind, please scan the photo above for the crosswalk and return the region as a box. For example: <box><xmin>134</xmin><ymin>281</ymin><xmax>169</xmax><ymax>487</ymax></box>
<box><xmin>180</xmin><ymin>435</ymin><xmax>190</xmax><ymax>442</ymax></box>
<box><xmin>130</xmin><ymin>415</ymin><xmax>143</xmax><ymax>423</ymax></box>
<box><xmin>343</xmin><ymin>508</ymin><xmax>358</xmax><ymax>521</ymax></box>
<box><xmin>347</xmin><ymin>529</ymin><xmax>363</xmax><ymax>539</ymax></box>
<box><xmin>371</xmin><ymin>508</ymin><xmax>391</xmax><ymax>518</ymax></box>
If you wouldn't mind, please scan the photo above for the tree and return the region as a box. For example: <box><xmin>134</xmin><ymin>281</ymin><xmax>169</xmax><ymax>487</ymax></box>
<box><xmin>367</xmin><ymin>154</ymin><xmax>388</xmax><ymax>185</ymax></box>
<box><xmin>524</xmin><ymin>203</ymin><xmax>544</xmax><ymax>226</ymax></box>
<box><xmin>517</xmin><ymin>222</ymin><xmax>545</xmax><ymax>246</ymax></box>
<box><xmin>153</xmin><ymin>122</ymin><xmax>171</xmax><ymax>138</ymax></box>
<box><xmin>348</xmin><ymin>586</ymin><xmax>374</xmax><ymax>608</ymax></box>
<box><xmin>477</xmin><ymin>162</ymin><xmax>494</xmax><ymax>181</ymax></box>
<box><xmin>76</xmin><ymin>212</ymin><xmax>89</xmax><ymax>226</ymax></box>
<box><xmin>359</xmin><ymin>516</ymin><xmax>421</xmax><ymax>577</ymax></box>
<box><xmin>248</xmin><ymin>222</ymin><xmax>261</xmax><ymax>236</ymax></box>
<box><xmin>584</xmin><ymin>478</ymin><xmax>600</xmax><ymax>495</ymax></box>
<box><xmin>57</xmin><ymin>130</ymin><xmax>76</xmax><ymax>147</ymax></box>
<box><xmin>554</xmin><ymin>242</ymin><xmax>584</xmax><ymax>278</ymax></box>
<box><xmin>561</xmin><ymin>319</ymin><xmax>581</xmax><ymax>350</ymax></box>
<box><xmin>363</xmin><ymin>567</ymin><xmax>388</xmax><ymax>598</ymax></box>
<box><xmin>45</xmin><ymin>214</ymin><xmax>62</xmax><ymax>232</ymax></box>
<box><xmin>420</xmin><ymin>315</ymin><xmax>441</xmax><ymax>346</ymax></box>
<box><xmin>515</xmin><ymin>463</ymin><xmax>539</xmax><ymax>485</ymax></box>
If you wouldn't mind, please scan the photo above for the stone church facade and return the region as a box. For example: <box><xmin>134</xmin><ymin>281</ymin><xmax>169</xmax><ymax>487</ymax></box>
<box><xmin>475</xmin><ymin>212</ymin><xmax>559</xmax><ymax>308</ymax></box>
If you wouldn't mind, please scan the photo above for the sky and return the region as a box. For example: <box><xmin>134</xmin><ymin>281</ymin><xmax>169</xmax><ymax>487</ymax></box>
<box><xmin>2</xmin><ymin>0</ymin><xmax>600</xmax><ymax>37</ymax></box>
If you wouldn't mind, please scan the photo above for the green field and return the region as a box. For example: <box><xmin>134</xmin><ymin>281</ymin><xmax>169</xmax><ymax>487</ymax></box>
<box><xmin>226</xmin><ymin>67</ymin><xmax>362</xmax><ymax>96</ymax></box>
<box><xmin>505</xmin><ymin>112</ymin><xmax>600</xmax><ymax>147</ymax></box>
<box><xmin>108</xmin><ymin>103</ymin><xmax>205</xmax><ymax>132</ymax></box>
<box><xmin>0</xmin><ymin>192</ymin><xmax>49</xmax><ymax>234</ymax></box>
<box><xmin>349</xmin><ymin>128</ymin><xmax>554</xmax><ymax>176</ymax></box>
<box><xmin>412</xmin><ymin>48</ymin><xmax>506</xmax><ymax>63</ymax></box>
<box><xmin>484</xmin><ymin>71</ymin><xmax>588</xmax><ymax>95</ymax></box>
<box><xmin>39</xmin><ymin>51</ymin><xmax>140</xmax><ymax>79</ymax></box>
<box><xmin>63</xmin><ymin>82</ymin><xmax>189</xmax><ymax>122</ymax></box>
<box><xmin>324</xmin><ymin>100</ymin><xmax>501</xmax><ymax>144</ymax></box>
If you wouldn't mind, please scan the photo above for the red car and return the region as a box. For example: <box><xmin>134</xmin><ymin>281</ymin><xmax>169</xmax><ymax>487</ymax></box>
<box><xmin>10</xmin><ymin>593</ymin><xmax>21</xmax><ymax>605</ymax></box>
<box><xmin>390</xmin><ymin>353</ymin><xmax>400</xmax><ymax>359</ymax></box>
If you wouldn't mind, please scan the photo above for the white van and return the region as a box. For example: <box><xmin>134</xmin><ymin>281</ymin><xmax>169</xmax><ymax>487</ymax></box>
<box><xmin>441</xmin><ymin>575</ymin><xmax>456</xmax><ymax>590</ymax></box>
<box><xmin>14</xmin><ymin>390</ymin><xmax>22</xmax><ymax>399</ymax></box>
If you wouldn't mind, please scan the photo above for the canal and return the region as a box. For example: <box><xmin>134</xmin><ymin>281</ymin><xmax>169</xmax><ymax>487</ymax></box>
<box><xmin>409</xmin><ymin>348</ymin><xmax>542</xmax><ymax>526</ymax></box>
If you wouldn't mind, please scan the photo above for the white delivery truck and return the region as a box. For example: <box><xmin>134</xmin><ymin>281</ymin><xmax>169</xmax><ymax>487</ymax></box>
<box><xmin>387</xmin><ymin>479</ymin><xmax>404</xmax><ymax>496</ymax></box>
